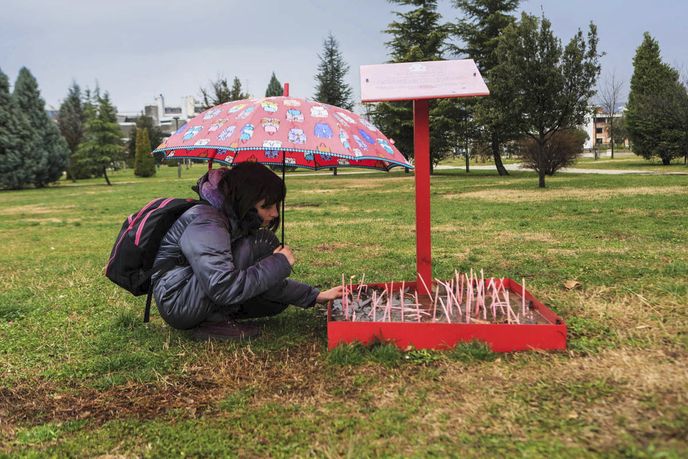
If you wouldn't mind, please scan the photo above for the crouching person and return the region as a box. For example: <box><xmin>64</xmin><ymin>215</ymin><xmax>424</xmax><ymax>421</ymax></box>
<box><xmin>152</xmin><ymin>162</ymin><xmax>343</xmax><ymax>341</ymax></box>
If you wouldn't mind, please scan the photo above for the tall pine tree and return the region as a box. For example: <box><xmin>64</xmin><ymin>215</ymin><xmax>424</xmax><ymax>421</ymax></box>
<box><xmin>370</xmin><ymin>0</ymin><xmax>449</xmax><ymax>169</ymax></box>
<box><xmin>13</xmin><ymin>67</ymin><xmax>69</xmax><ymax>187</ymax></box>
<box><xmin>451</xmin><ymin>0</ymin><xmax>520</xmax><ymax>175</ymax></box>
<box><xmin>57</xmin><ymin>82</ymin><xmax>85</xmax><ymax>180</ymax></box>
<box><xmin>69</xmin><ymin>88</ymin><xmax>97</xmax><ymax>179</ymax></box>
<box><xmin>265</xmin><ymin>72</ymin><xmax>283</xmax><ymax>97</ymax></box>
<box><xmin>314</xmin><ymin>33</ymin><xmax>354</xmax><ymax>110</ymax></box>
<box><xmin>73</xmin><ymin>92</ymin><xmax>123</xmax><ymax>185</ymax></box>
<box><xmin>134</xmin><ymin>127</ymin><xmax>156</xmax><ymax>177</ymax></box>
<box><xmin>626</xmin><ymin>33</ymin><xmax>688</xmax><ymax>165</ymax></box>
<box><xmin>0</xmin><ymin>68</ymin><xmax>31</xmax><ymax>190</ymax></box>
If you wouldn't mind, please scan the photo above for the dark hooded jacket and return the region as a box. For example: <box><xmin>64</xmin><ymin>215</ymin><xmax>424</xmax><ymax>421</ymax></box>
<box><xmin>152</xmin><ymin>200</ymin><xmax>319</xmax><ymax>330</ymax></box>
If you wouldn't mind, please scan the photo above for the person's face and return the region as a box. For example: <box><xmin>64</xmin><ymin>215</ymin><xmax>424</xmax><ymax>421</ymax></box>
<box><xmin>255</xmin><ymin>199</ymin><xmax>279</xmax><ymax>226</ymax></box>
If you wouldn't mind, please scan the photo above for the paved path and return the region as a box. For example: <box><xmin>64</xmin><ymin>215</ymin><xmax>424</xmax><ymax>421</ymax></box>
<box><xmin>435</xmin><ymin>164</ymin><xmax>688</xmax><ymax>175</ymax></box>
<box><xmin>288</xmin><ymin>163</ymin><xmax>687</xmax><ymax>177</ymax></box>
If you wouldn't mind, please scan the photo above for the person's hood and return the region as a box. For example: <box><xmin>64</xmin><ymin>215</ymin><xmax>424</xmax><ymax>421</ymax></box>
<box><xmin>196</xmin><ymin>168</ymin><xmax>228</xmax><ymax>210</ymax></box>
<box><xmin>194</xmin><ymin>168</ymin><xmax>263</xmax><ymax>236</ymax></box>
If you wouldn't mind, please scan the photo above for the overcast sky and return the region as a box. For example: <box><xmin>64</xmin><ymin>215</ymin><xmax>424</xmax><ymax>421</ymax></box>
<box><xmin>2</xmin><ymin>0</ymin><xmax>685</xmax><ymax>113</ymax></box>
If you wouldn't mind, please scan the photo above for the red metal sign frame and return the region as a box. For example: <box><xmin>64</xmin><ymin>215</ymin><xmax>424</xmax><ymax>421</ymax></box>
<box><xmin>360</xmin><ymin>59</ymin><xmax>490</xmax><ymax>294</ymax></box>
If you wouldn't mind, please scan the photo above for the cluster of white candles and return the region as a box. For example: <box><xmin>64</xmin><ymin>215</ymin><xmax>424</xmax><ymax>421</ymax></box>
<box><xmin>337</xmin><ymin>270</ymin><xmax>535</xmax><ymax>324</ymax></box>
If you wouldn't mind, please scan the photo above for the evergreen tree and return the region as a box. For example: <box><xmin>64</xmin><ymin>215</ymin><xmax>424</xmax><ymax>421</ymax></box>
<box><xmin>626</xmin><ymin>33</ymin><xmax>688</xmax><ymax>165</ymax></box>
<box><xmin>127</xmin><ymin>115</ymin><xmax>163</xmax><ymax>167</ymax></box>
<box><xmin>370</xmin><ymin>0</ymin><xmax>449</xmax><ymax>168</ymax></box>
<box><xmin>265</xmin><ymin>72</ymin><xmax>283</xmax><ymax>97</ymax></box>
<box><xmin>0</xmin><ymin>68</ymin><xmax>31</xmax><ymax>190</ymax></box>
<box><xmin>200</xmin><ymin>76</ymin><xmax>230</xmax><ymax>109</ymax></box>
<box><xmin>12</xmin><ymin>67</ymin><xmax>69</xmax><ymax>187</ymax></box>
<box><xmin>451</xmin><ymin>0</ymin><xmax>519</xmax><ymax>74</ymax></box>
<box><xmin>451</xmin><ymin>0</ymin><xmax>520</xmax><ymax>175</ymax></box>
<box><xmin>433</xmin><ymin>98</ymin><xmax>479</xmax><ymax>172</ymax></box>
<box><xmin>73</xmin><ymin>92</ymin><xmax>123</xmax><ymax>185</ymax></box>
<box><xmin>314</xmin><ymin>33</ymin><xmax>354</xmax><ymax>110</ymax></box>
<box><xmin>491</xmin><ymin>13</ymin><xmax>601</xmax><ymax>187</ymax></box>
<box><xmin>69</xmin><ymin>89</ymin><xmax>96</xmax><ymax>179</ymax></box>
<box><xmin>57</xmin><ymin>82</ymin><xmax>85</xmax><ymax>180</ymax></box>
<box><xmin>134</xmin><ymin>127</ymin><xmax>156</xmax><ymax>177</ymax></box>
<box><xmin>230</xmin><ymin>77</ymin><xmax>249</xmax><ymax>101</ymax></box>
<box><xmin>200</xmin><ymin>76</ymin><xmax>249</xmax><ymax>109</ymax></box>
<box><xmin>639</xmin><ymin>81</ymin><xmax>688</xmax><ymax>164</ymax></box>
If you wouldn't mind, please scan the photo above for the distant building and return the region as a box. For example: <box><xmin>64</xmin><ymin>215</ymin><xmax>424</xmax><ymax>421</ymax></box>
<box><xmin>143</xmin><ymin>94</ymin><xmax>204</xmax><ymax>134</ymax></box>
<box><xmin>582</xmin><ymin>106</ymin><xmax>629</xmax><ymax>150</ymax></box>
<box><xmin>119</xmin><ymin>94</ymin><xmax>204</xmax><ymax>144</ymax></box>
<box><xmin>45</xmin><ymin>104</ymin><xmax>60</xmax><ymax>122</ymax></box>
<box><xmin>117</xmin><ymin>111</ymin><xmax>140</xmax><ymax>141</ymax></box>
<box><xmin>48</xmin><ymin>94</ymin><xmax>204</xmax><ymax>146</ymax></box>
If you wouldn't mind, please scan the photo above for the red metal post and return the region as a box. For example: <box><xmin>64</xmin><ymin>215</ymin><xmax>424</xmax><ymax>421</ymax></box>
<box><xmin>413</xmin><ymin>99</ymin><xmax>432</xmax><ymax>294</ymax></box>
<box><xmin>283</xmin><ymin>83</ymin><xmax>290</xmax><ymax>97</ymax></box>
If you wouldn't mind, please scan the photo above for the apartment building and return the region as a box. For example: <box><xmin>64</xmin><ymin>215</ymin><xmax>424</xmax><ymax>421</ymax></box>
<box><xmin>582</xmin><ymin>106</ymin><xmax>629</xmax><ymax>150</ymax></box>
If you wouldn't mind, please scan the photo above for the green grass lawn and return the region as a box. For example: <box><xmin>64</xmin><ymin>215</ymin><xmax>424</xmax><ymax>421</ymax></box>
<box><xmin>1</xmin><ymin>165</ymin><xmax>687</xmax><ymax>457</ymax></box>
<box><xmin>572</xmin><ymin>151</ymin><xmax>688</xmax><ymax>172</ymax></box>
<box><xmin>438</xmin><ymin>156</ymin><xmax>522</xmax><ymax>167</ymax></box>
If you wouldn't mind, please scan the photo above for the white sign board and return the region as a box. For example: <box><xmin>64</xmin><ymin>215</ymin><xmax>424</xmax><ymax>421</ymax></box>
<box><xmin>360</xmin><ymin>59</ymin><xmax>489</xmax><ymax>102</ymax></box>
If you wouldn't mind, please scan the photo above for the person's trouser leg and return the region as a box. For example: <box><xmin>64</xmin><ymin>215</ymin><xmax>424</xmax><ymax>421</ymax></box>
<box><xmin>233</xmin><ymin>296</ymin><xmax>289</xmax><ymax>319</ymax></box>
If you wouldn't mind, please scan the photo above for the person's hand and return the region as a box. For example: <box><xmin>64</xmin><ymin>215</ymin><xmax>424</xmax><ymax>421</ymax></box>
<box><xmin>273</xmin><ymin>245</ymin><xmax>295</xmax><ymax>266</ymax></box>
<box><xmin>316</xmin><ymin>286</ymin><xmax>345</xmax><ymax>304</ymax></box>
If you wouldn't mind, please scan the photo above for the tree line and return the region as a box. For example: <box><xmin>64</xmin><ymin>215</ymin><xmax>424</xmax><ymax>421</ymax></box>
<box><xmin>0</xmin><ymin>68</ymin><xmax>69</xmax><ymax>189</ymax></box>
<box><xmin>370</xmin><ymin>0</ymin><xmax>687</xmax><ymax>187</ymax></box>
<box><xmin>2</xmin><ymin>1</ymin><xmax>685</xmax><ymax>190</ymax></box>
<box><xmin>368</xmin><ymin>0</ymin><xmax>601</xmax><ymax>188</ymax></box>
<box><xmin>59</xmin><ymin>82</ymin><xmax>158</xmax><ymax>183</ymax></box>
<box><xmin>198</xmin><ymin>32</ymin><xmax>354</xmax><ymax>111</ymax></box>
<box><xmin>0</xmin><ymin>67</ymin><xmax>159</xmax><ymax>189</ymax></box>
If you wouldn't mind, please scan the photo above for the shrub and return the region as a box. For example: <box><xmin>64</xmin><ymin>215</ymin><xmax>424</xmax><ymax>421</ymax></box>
<box><xmin>517</xmin><ymin>128</ymin><xmax>587</xmax><ymax>176</ymax></box>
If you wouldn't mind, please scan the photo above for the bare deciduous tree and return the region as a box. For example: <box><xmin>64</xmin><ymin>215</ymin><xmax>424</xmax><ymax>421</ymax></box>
<box><xmin>597</xmin><ymin>71</ymin><xmax>624</xmax><ymax>159</ymax></box>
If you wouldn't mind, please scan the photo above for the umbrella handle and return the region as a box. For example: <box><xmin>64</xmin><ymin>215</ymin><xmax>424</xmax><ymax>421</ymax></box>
<box><xmin>281</xmin><ymin>150</ymin><xmax>285</xmax><ymax>247</ymax></box>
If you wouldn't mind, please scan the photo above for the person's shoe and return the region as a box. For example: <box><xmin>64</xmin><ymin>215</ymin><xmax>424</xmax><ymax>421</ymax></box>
<box><xmin>190</xmin><ymin>319</ymin><xmax>260</xmax><ymax>341</ymax></box>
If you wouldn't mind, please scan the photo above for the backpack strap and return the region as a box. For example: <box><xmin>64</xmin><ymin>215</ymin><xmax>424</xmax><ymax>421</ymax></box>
<box><xmin>144</xmin><ymin>285</ymin><xmax>153</xmax><ymax>323</ymax></box>
<box><xmin>142</xmin><ymin>200</ymin><xmax>207</xmax><ymax>323</ymax></box>
<box><xmin>143</xmin><ymin>256</ymin><xmax>189</xmax><ymax>323</ymax></box>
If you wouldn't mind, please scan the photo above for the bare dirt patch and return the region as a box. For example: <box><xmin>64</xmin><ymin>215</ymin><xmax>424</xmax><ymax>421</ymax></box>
<box><xmin>315</xmin><ymin>242</ymin><xmax>356</xmax><ymax>253</ymax></box>
<box><xmin>0</xmin><ymin>344</ymin><xmax>359</xmax><ymax>431</ymax></box>
<box><xmin>0</xmin><ymin>375</ymin><xmax>220</xmax><ymax>434</ymax></box>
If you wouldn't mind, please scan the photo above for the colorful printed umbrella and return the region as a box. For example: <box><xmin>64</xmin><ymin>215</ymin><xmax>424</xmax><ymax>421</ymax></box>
<box><xmin>152</xmin><ymin>96</ymin><xmax>412</xmax><ymax>171</ymax></box>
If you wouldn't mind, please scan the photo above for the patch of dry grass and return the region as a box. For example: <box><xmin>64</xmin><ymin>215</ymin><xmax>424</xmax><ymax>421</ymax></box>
<box><xmin>443</xmin><ymin>185</ymin><xmax>688</xmax><ymax>203</ymax></box>
<box><xmin>0</xmin><ymin>204</ymin><xmax>77</xmax><ymax>215</ymax></box>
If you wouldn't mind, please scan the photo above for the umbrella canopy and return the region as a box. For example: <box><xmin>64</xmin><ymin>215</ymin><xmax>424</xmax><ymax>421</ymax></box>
<box><xmin>152</xmin><ymin>96</ymin><xmax>412</xmax><ymax>171</ymax></box>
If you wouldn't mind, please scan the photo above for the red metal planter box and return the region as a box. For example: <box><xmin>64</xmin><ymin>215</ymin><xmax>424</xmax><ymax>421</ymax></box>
<box><xmin>327</xmin><ymin>278</ymin><xmax>566</xmax><ymax>353</ymax></box>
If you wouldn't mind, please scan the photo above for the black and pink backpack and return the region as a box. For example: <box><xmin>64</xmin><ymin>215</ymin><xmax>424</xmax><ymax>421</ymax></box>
<box><xmin>105</xmin><ymin>197</ymin><xmax>204</xmax><ymax>321</ymax></box>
